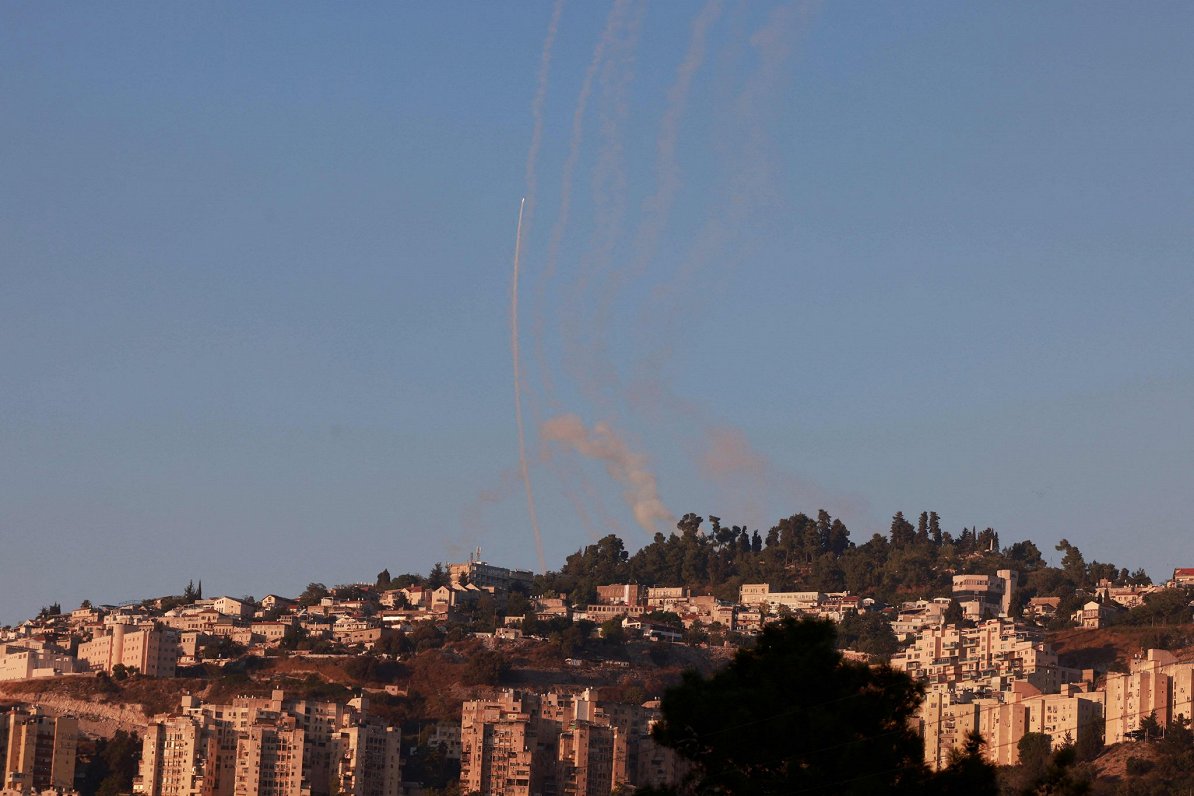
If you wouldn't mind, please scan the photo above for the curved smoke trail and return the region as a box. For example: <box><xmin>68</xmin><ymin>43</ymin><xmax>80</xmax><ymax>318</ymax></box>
<box><xmin>523</xmin><ymin>0</ymin><xmax>565</xmax><ymax>233</ymax></box>
<box><xmin>511</xmin><ymin>197</ymin><xmax>546</xmax><ymax>573</ymax></box>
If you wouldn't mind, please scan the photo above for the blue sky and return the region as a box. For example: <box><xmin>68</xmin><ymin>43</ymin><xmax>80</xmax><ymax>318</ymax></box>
<box><xmin>2</xmin><ymin>2</ymin><xmax>1192</xmax><ymax>622</ymax></box>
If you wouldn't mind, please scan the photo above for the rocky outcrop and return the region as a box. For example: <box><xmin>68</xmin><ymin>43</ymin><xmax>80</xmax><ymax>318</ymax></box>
<box><xmin>0</xmin><ymin>692</ymin><xmax>147</xmax><ymax>738</ymax></box>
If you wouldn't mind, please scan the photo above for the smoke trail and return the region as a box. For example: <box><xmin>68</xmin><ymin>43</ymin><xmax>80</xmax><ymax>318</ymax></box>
<box><xmin>637</xmin><ymin>2</ymin><xmax>812</xmax><ymax>365</ymax></box>
<box><xmin>595</xmin><ymin>0</ymin><xmax>723</xmax><ymax>331</ymax></box>
<box><xmin>511</xmin><ymin>197</ymin><xmax>546</xmax><ymax>573</ymax></box>
<box><xmin>541</xmin><ymin>414</ymin><xmax>674</xmax><ymax>535</ymax></box>
<box><xmin>523</xmin><ymin>0</ymin><xmax>565</xmax><ymax>235</ymax></box>
<box><xmin>533</xmin><ymin>0</ymin><xmax>634</xmax><ymax>409</ymax></box>
<box><xmin>527</xmin><ymin>0</ymin><xmax>636</xmax><ymax>546</ymax></box>
<box><xmin>562</xmin><ymin>0</ymin><xmax>646</xmax><ymax>410</ymax></box>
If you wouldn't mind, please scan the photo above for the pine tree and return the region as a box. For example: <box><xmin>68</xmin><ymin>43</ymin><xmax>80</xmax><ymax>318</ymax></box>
<box><xmin>916</xmin><ymin>512</ymin><xmax>930</xmax><ymax>543</ymax></box>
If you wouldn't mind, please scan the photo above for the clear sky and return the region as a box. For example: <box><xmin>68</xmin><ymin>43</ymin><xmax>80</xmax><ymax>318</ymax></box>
<box><xmin>2</xmin><ymin>2</ymin><xmax>1192</xmax><ymax>623</ymax></box>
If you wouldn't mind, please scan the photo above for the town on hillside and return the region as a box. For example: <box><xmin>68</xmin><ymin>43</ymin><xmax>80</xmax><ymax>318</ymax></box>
<box><xmin>2</xmin><ymin>512</ymin><xmax>1194</xmax><ymax>795</ymax></box>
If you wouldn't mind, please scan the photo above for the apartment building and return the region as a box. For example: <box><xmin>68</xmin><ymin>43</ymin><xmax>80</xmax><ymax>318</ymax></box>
<box><xmin>1093</xmin><ymin>579</ymin><xmax>1161</xmax><ymax>609</ymax></box>
<box><xmin>249</xmin><ymin>622</ymin><xmax>292</xmax><ymax>646</ymax></box>
<box><xmin>213</xmin><ymin>597</ymin><xmax>254</xmax><ymax>620</ymax></box>
<box><xmin>426</xmin><ymin>721</ymin><xmax>462</xmax><ymax>761</ymax></box>
<box><xmin>449</xmin><ymin>560</ymin><xmax>534</xmax><ymax>593</ymax></box>
<box><xmin>533</xmin><ymin>598</ymin><xmax>571</xmax><ymax>622</ymax></box>
<box><xmin>578</xmin><ymin>604</ymin><xmax>645</xmax><ymax>624</ymax></box>
<box><xmin>0</xmin><ymin>707</ymin><xmax>78</xmax><ymax>792</ymax></box>
<box><xmin>0</xmin><ymin>645</ymin><xmax>80</xmax><ymax>682</ymax></box>
<box><xmin>331</xmin><ymin>724</ymin><xmax>401</xmax><ymax>796</ymax></box>
<box><xmin>159</xmin><ymin>609</ymin><xmax>236</xmax><ymax>635</ymax></box>
<box><xmin>137</xmin><ymin>714</ymin><xmax>208</xmax><ymax>796</ymax></box>
<box><xmin>737</xmin><ymin>585</ymin><xmax>821</xmax><ymax>613</ymax></box>
<box><xmin>892</xmin><ymin>599</ymin><xmax>952</xmax><ymax>640</ymax></box>
<box><xmin>594</xmin><ymin>585</ymin><xmax>645</xmax><ymax>606</ymax></box>
<box><xmin>233</xmin><ymin>719</ymin><xmax>306</xmax><ymax>796</ymax></box>
<box><xmin>1025</xmin><ymin>597</ymin><xmax>1061</xmax><ymax>622</ymax></box>
<box><xmin>460</xmin><ymin>691</ymin><xmax>537</xmax><ymax>796</ymax></box>
<box><xmin>556</xmin><ymin>722</ymin><xmax>615</xmax><ymax>796</ymax></box>
<box><xmin>135</xmin><ymin>692</ymin><xmax>400</xmax><ymax>796</ymax></box>
<box><xmin>1105</xmin><ymin>649</ymin><xmax>1194</xmax><ymax>744</ymax></box>
<box><xmin>258</xmin><ymin>595</ymin><xmax>296</xmax><ymax>614</ymax></box>
<box><xmin>460</xmin><ymin>689</ymin><xmax>678</xmax><ymax>796</ymax></box>
<box><xmin>77</xmin><ymin>625</ymin><xmax>178</xmax><ymax>677</ymax></box>
<box><xmin>645</xmin><ymin>588</ymin><xmax>689</xmax><ymax>610</ymax></box>
<box><xmin>920</xmin><ymin>683</ymin><xmax>1103</xmax><ymax>770</ymax></box>
<box><xmin>890</xmin><ymin>619</ymin><xmax>1072</xmax><ymax>690</ymax></box>
<box><xmin>1073</xmin><ymin>600</ymin><xmax>1124</xmax><ymax>629</ymax></box>
<box><xmin>951</xmin><ymin>570</ymin><xmax>1015</xmax><ymax>621</ymax></box>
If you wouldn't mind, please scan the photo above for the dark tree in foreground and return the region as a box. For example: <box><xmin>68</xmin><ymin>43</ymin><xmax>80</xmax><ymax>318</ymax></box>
<box><xmin>654</xmin><ymin>618</ymin><xmax>915</xmax><ymax>792</ymax></box>
<box><xmin>649</xmin><ymin>618</ymin><xmax>996</xmax><ymax>794</ymax></box>
<box><xmin>78</xmin><ymin>730</ymin><xmax>140</xmax><ymax>796</ymax></box>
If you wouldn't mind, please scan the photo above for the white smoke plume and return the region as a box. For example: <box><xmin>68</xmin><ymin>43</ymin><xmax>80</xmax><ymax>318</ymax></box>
<box><xmin>522</xmin><ymin>0</ymin><xmax>565</xmax><ymax>236</ymax></box>
<box><xmin>541</xmin><ymin>414</ymin><xmax>674</xmax><ymax>535</ymax></box>
<box><xmin>511</xmin><ymin>198</ymin><xmax>546</xmax><ymax>573</ymax></box>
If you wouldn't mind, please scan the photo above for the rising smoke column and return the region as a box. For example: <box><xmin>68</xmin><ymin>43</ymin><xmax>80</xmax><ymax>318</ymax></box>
<box><xmin>511</xmin><ymin>198</ymin><xmax>546</xmax><ymax>573</ymax></box>
<box><xmin>541</xmin><ymin>414</ymin><xmax>674</xmax><ymax>535</ymax></box>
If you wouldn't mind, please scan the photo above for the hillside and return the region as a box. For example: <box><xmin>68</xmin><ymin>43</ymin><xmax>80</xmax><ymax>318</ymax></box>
<box><xmin>0</xmin><ymin>636</ymin><xmax>724</xmax><ymax>737</ymax></box>
<box><xmin>1049</xmin><ymin>624</ymin><xmax>1194</xmax><ymax>672</ymax></box>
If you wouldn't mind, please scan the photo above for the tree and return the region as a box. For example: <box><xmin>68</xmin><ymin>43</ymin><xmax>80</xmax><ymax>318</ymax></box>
<box><xmin>933</xmin><ymin>731</ymin><xmax>998</xmax><ymax>796</ymax></box>
<box><xmin>836</xmin><ymin>611</ymin><xmax>900</xmax><ymax>658</ymax></box>
<box><xmin>650</xmin><ymin>618</ymin><xmax>944</xmax><ymax>794</ymax></box>
<box><xmin>1140</xmin><ymin>711</ymin><xmax>1162</xmax><ymax>741</ymax></box>
<box><xmin>298</xmin><ymin>582</ymin><xmax>329</xmax><ymax>606</ymax></box>
<box><xmin>1056</xmin><ymin>539</ymin><xmax>1088</xmax><ymax>588</ymax></box>
<box><xmin>943</xmin><ymin>599</ymin><xmax>965</xmax><ymax>626</ymax></box>
<box><xmin>79</xmin><ymin>729</ymin><xmax>140</xmax><ymax>796</ymax></box>
<box><xmin>1006</xmin><ymin>540</ymin><xmax>1046</xmax><ymax>571</ymax></box>
<box><xmin>461</xmin><ymin>649</ymin><xmax>508</xmax><ymax>686</ymax></box>
<box><xmin>376</xmin><ymin>568</ymin><xmax>392</xmax><ymax>588</ymax></box>
<box><xmin>600</xmin><ymin>618</ymin><xmax>627</xmax><ymax>645</ymax></box>
<box><xmin>1014</xmin><ymin>732</ymin><xmax>1054</xmax><ymax>789</ymax></box>
<box><xmin>929</xmin><ymin>511</ymin><xmax>942</xmax><ymax>545</ymax></box>
<box><xmin>916</xmin><ymin>512</ymin><xmax>930</xmax><ymax>544</ymax></box>
<box><xmin>427</xmin><ymin>563</ymin><xmax>449</xmax><ymax>590</ymax></box>
<box><xmin>1126</xmin><ymin>587</ymin><xmax>1194</xmax><ymax>626</ymax></box>
<box><xmin>890</xmin><ymin>512</ymin><xmax>916</xmax><ymax>547</ymax></box>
